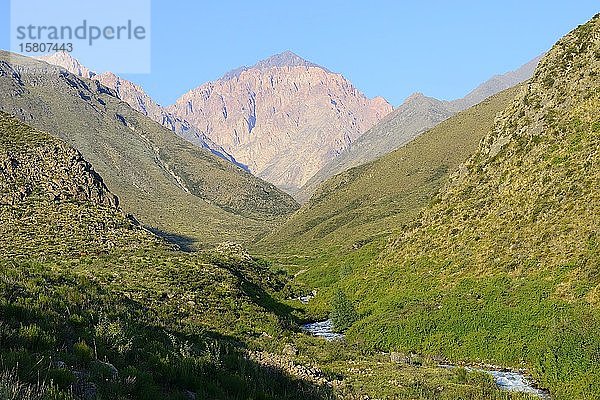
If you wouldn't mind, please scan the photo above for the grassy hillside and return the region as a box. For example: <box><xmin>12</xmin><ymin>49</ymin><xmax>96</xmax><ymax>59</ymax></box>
<box><xmin>0</xmin><ymin>52</ymin><xmax>298</xmax><ymax>247</ymax></box>
<box><xmin>296</xmin><ymin>56</ymin><xmax>540</xmax><ymax>204</ymax></box>
<box><xmin>315</xmin><ymin>14</ymin><xmax>600</xmax><ymax>399</ymax></box>
<box><xmin>0</xmin><ymin>112</ymin><xmax>537</xmax><ymax>400</ymax></box>
<box><xmin>0</xmin><ymin>111</ymin><xmax>328</xmax><ymax>399</ymax></box>
<box><xmin>257</xmin><ymin>85</ymin><xmax>520</xmax><ymax>259</ymax></box>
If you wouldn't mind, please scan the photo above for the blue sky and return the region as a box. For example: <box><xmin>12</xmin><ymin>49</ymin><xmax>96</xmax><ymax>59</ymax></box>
<box><xmin>1</xmin><ymin>1</ymin><xmax>598</xmax><ymax>106</ymax></box>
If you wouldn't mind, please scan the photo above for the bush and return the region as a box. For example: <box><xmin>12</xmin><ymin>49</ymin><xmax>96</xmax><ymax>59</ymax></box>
<box><xmin>73</xmin><ymin>340</ymin><xmax>94</xmax><ymax>364</ymax></box>
<box><xmin>329</xmin><ymin>289</ymin><xmax>357</xmax><ymax>333</ymax></box>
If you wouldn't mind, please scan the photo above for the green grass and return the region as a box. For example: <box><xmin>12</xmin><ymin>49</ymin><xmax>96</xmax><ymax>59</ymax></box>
<box><xmin>256</xmin><ymin>85</ymin><xmax>520</xmax><ymax>258</ymax></box>
<box><xmin>0</xmin><ymin>109</ymin><xmax>536</xmax><ymax>400</ymax></box>
<box><xmin>269</xmin><ymin>13</ymin><xmax>600</xmax><ymax>400</ymax></box>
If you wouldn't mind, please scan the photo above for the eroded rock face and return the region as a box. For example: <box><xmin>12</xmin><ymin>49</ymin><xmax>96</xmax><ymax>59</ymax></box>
<box><xmin>168</xmin><ymin>51</ymin><xmax>393</xmax><ymax>192</ymax></box>
<box><xmin>0</xmin><ymin>113</ymin><xmax>119</xmax><ymax>208</ymax></box>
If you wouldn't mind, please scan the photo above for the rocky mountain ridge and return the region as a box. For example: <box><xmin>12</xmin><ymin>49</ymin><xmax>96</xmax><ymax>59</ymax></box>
<box><xmin>37</xmin><ymin>52</ymin><xmax>242</xmax><ymax>168</ymax></box>
<box><xmin>167</xmin><ymin>51</ymin><xmax>393</xmax><ymax>192</ymax></box>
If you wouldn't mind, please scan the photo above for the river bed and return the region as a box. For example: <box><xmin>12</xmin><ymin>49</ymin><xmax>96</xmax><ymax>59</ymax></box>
<box><xmin>301</xmin><ymin>319</ymin><xmax>549</xmax><ymax>398</ymax></box>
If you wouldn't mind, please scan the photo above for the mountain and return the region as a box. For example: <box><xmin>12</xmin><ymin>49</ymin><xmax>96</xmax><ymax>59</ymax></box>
<box><xmin>287</xmin><ymin>14</ymin><xmax>600</xmax><ymax>399</ymax></box>
<box><xmin>167</xmin><ymin>50</ymin><xmax>393</xmax><ymax>193</ymax></box>
<box><xmin>297</xmin><ymin>55</ymin><xmax>542</xmax><ymax>202</ymax></box>
<box><xmin>0</xmin><ymin>51</ymin><xmax>298</xmax><ymax>246</ymax></box>
<box><xmin>36</xmin><ymin>51</ymin><xmax>96</xmax><ymax>80</ymax></box>
<box><xmin>37</xmin><ymin>52</ymin><xmax>243</xmax><ymax>168</ymax></box>
<box><xmin>256</xmin><ymin>85</ymin><xmax>520</xmax><ymax>255</ymax></box>
<box><xmin>448</xmin><ymin>54</ymin><xmax>543</xmax><ymax>111</ymax></box>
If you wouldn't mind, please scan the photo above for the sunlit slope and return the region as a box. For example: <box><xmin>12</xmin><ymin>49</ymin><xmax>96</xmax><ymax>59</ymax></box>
<box><xmin>257</xmin><ymin>85</ymin><xmax>520</xmax><ymax>255</ymax></box>
<box><xmin>340</xmin><ymin>14</ymin><xmax>600</xmax><ymax>399</ymax></box>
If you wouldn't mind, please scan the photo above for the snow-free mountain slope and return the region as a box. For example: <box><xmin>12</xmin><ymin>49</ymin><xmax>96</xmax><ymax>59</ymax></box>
<box><xmin>297</xmin><ymin>55</ymin><xmax>542</xmax><ymax>202</ymax></box>
<box><xmin>325</xmin><ymin>14</ymin><xmax>600</xmax><ymax>399</ymax></box>
<box><xmin>0</xmin><ymin>51</ymin><xmax>298</xmax><ymax>246</ymax></box>
<box><xmin>167</xmin><ymin>51</ymin><xmax>393</xmax><ymax>193</ymax></box>
<box><xmin>37</xmin><ymin>52</ymin><xmax>242</xmax><ymax>167</ymax></box>
<box><xmin>257</xmin><ymin>85</ymin><xmax>520</xmax><ymax>254</ymax></box>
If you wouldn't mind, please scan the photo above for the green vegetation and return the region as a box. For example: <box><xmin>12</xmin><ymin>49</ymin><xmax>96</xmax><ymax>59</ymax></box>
<box><xmin>329</xmin><ymin>290</ymin><xmax>357</xmax><ymax>333</ymax></box>
<box><xmin>263</xmin><ymin>13</ymin><xmax>600</xmax><ymax>400</ymax></box>
<box><xmin>0</xmin><ymin>52</ymin><xmax>298</xmax><ymax>248</ymax></box>
<box><xmin>0</xmin><ymin>113</ymin><xmax>532</xmax><ymax>399</ymax></box>
<box><xmin>257</xmin><ymin>85</ymin><xmax>520</xmax><ymax>258</ymax></box>
<box><xmin>0</xmin><ymin>111</ymin><xmax>320</xmax><ymax>398</ymax></box>
<box><xmin>2</xmin><ymin>12</ymin><xmax>599</xmax><ymax>400</ymax></box>
<box><xmin>0</xmin><ymin>371</ymin><xmax>68</xmax><ymax>400</ymax></box>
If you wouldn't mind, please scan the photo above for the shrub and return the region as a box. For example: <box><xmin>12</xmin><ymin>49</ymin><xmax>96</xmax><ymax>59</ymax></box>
<box><xmin>329</xmin><ymin>289</ymin><xmax>358</xmax><ymax>333</ymax></box>
<box><xmin>73</xmin><ymin>340</ymin><xmax>94</xmax><ymax>364</ymax></box>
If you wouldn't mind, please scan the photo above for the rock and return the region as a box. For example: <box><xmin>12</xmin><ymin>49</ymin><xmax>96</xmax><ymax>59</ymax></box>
<box><xmin>167</xmin><ymin>51</ymin><xmax>393</xmax><ymax>192</ymax></box>
<box><xmin>282</xmin><ymin>344</ymin><xmax>298</xmax><ymax>356</ymax></box>
<box><xmin>97</xmin><ymin>360</ymin><xmax>119</xmax><ymax>380</ymax></box>
<box><xmin>74</xmin><ymin>381</ymin><xmax>97</xmax><ymax>400</ymax></box>
<box><xmin>0</xmin><ymin>122</ymin><xmax>119</xmax><ymax>209</ymax></box>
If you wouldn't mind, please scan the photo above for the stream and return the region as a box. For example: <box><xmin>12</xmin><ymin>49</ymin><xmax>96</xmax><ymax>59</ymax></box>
<box><xmin>301</xmin><ymin>319</ymin><xmax>344</xmax><ymax>341</ymax></box>
<box><xmin>301</xmin><ymin>319</ymin><xmax>550</xmax><ymax>398</ymax></box>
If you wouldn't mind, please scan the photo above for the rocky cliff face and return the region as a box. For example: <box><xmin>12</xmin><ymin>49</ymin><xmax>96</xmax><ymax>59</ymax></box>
<box><xmin>167</xmin><ymin>51</ymin><xmax>393</xmax><ymax>192</ymax></box>
<box><xmin>37</xmin><ymin>52</ymin><xmax>241</xmax><ymax>167</ymax></box>
<box><xmin>37</xmin><ymin>51</ymin><xmax>96</xmax><ymax>80</ymax></box>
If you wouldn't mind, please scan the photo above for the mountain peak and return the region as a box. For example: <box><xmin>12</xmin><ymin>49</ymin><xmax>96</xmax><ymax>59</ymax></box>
<box><xmin>37</xmin><ymin>51</ymin><xmax>96</xmax><ymax>79</ymax></box>
<box><xmin>405</xmin><ymin>92</ymin><xmax>427</xmax><ymax>101</ymax></box>
<box><xmin>221</xmin><ymin>50</ymin><xmax>326</xmax><ymax>80</ymax></box>
<box><xmin>254</xmin><ymin>50</ymin><xmax>322</xmax><ymax>70</ymax></box>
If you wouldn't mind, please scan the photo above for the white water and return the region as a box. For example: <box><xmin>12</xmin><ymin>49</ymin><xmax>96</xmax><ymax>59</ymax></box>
<box><xmin>301</xmin><ymin>319</ymin><xmax>344</xmax><ymax>341</ymax></box>
<box><xmin>301</xmin><ymin>320</ymin><xmax>549</xmax><ymax>397</ymax></box>
<box><xmin>487</xmin><ymin>369</ymin><xmax>549</xmax><ymax>398</ymax></box>
<box><xmin>440</xmin><ymin>365</ymin><xmax>550</xmax><ymax>398</ymax></box>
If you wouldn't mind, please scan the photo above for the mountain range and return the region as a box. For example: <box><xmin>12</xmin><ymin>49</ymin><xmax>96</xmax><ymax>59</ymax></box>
<box><xmin>167</xmin><ymin>51</ymin><xmax>393</xmax><ymax>193</ymax></box>
<box><xmin>1</xmin><ymin>11</ymin><xmax>599</xmax><ymax>400</ymax></box>
<box><xmin>0</xmin><ymin>51</ymin><xmax>298</xmax><ymax>247</ymax></box>
<box><xmin>40</xmin><ymin>50</ymin><xmax>540</xmax><ymax>199</ymax></box>
<box><xmin>37</xmin><ymin>51</ymin><xmax>243</xmax><ymax>168</ymax></box>
<box><xmin>296</xmin><ymin>55</ymin><xmax>542</xmax><ymax>202</ymax></box>
<box><xmin>257</xmin><ymin>85</ymin><xmax>522</xmax><ymax>255</ymax></box>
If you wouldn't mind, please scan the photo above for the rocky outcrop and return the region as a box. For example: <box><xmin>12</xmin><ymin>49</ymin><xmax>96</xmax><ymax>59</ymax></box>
<box><xmin>168</xmin><ymin>51</ymin><xmax>393</xmax><ymax>192</ymax></box>
<box><xmin>246</xmin><ymin>350</ymin><xmax>342</xmax><ymax>389</ymax></box>
<box><xmin>0</xmin><ymin>112</ymin><xmax>118</xmax><ymax>208</ymax></box>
